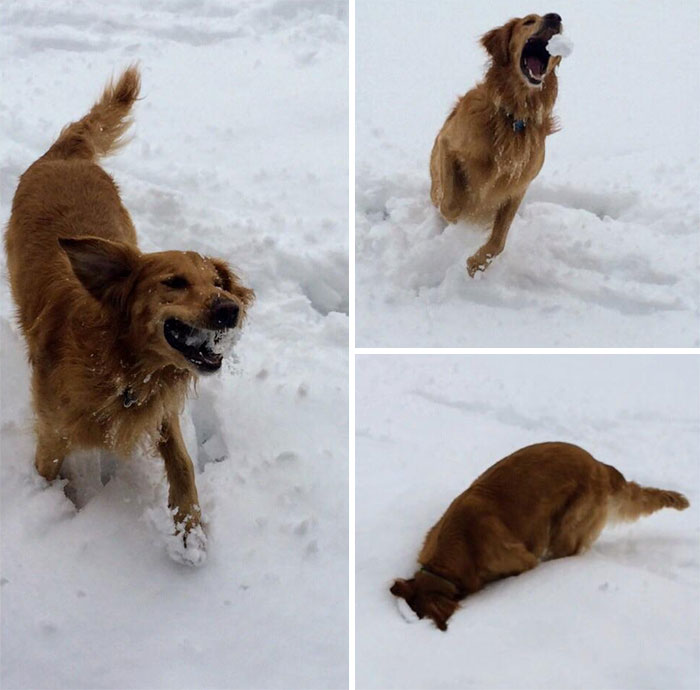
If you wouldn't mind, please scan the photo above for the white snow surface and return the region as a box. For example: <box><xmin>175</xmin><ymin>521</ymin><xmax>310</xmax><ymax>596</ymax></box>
<box><xmin>356</xmin><ymin>1</ymin><xmax>700</xmax><ymax>346</ymax></box>
<box><xmin>0</xmin><ymin>1</ymin><xmax>348</xmax><ymax>688</ymax></box>
<box><xmin>547</xmin><ymin>33</ymin><xmax>574</xmax><ymax>58</ymax></box>
<box><xmin>356</xmin><ymin>355</ymin><xmax>700</xmax><ymax>689</ymax></box>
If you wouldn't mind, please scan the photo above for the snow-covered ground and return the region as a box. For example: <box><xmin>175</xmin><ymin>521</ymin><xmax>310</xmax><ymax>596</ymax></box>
<box><xmin>0</xmin><ymin>2</ymin><xmax>348</xmax><ymax>688</ymax></box>
<box><xmin>356</xmin><ymin>0</ymin><xmax>700</xmax><ymax>346</ymax></box>
<box><xmin>356</xmin><ymin>355</ymin><xmax>700</xmax><ymax>689</ymax></box>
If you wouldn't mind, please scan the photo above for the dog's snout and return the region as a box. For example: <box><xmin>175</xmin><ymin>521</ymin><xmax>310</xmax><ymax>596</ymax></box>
<box><xmin>544</xmin><ymin>13</ymin><xmax>562</xmax><ymax>26</ymax></box>
<box><xmin>211</xmin><ymin>298</ymin><xmax>239</xmax><ymax>329</ymax></box>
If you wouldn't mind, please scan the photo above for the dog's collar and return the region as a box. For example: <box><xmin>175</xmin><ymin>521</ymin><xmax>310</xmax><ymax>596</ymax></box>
<box><xmin>122</xmin><ymin>387</ymin><xmax>137</xmax><ymax>408</ymax></box>
<box><xmin>419</xmin><ymin>566</ymin><xmax>462</xmax><ymax>596</ymax></box>
<box><xmin>504</xmin><ymin>110</ymin><xmax>527</xmax><ymax>132</ymax></box>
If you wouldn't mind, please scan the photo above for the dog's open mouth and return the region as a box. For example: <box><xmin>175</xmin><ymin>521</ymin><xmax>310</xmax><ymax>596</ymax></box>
<box><xmin>520</xmin><ymin>37</ymin><xmax>551</xmax><ymax>85</ymax></box>
<box><xmin>164</xmin><ymin>318</ymin><xmax>240</xmax><ymax>373</ymax></box>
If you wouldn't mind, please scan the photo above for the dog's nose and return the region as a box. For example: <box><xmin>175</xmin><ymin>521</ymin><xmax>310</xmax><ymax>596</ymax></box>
<box><xmin>544</xmin><ymin>13</ymin><xmax>562</xmax><ymax>26</ymax></box>
<box><xmin>211</xmin><ymin>299</ymin><xmax>239</xmax><ymax>329</ymax></box>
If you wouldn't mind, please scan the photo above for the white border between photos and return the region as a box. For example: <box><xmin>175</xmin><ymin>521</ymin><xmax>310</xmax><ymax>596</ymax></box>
<box><xmin>348</xmin><ymin>0</ymin><xmax>356</xmax><ymax>687</ymax></box>
<box><xmin>354</xmin><ymin>348</ymin><xmax>700</xmax><ymax>355</ymax></box>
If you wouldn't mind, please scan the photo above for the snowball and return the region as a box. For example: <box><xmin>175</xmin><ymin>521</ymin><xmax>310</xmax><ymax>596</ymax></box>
<box><xmin>547</xmin><ymin>34</ymin><xmax>574</xmax><ymax>58</ymax></box>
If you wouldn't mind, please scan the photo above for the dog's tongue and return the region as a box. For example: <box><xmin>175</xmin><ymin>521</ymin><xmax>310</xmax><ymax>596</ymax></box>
<box><xmin>526</xmin><ymin>55</ymin><xmax>545</xmax><ymax>77</ymax></box>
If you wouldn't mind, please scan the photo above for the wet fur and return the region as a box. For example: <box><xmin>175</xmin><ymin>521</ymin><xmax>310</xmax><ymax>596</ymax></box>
<box><xmin>429</xmin><ymin>14</ymin><xmax>563</xmax><ymax>276</ymax></box>
<box><xmin>5</xmin><ymin>66</ymin><xmax>254</xmax><ymax>554</ymax></box>
<box><xmin>391</xmin><ymin>442</ymin><xmax>689</xmax><ymax>631</ymax></box>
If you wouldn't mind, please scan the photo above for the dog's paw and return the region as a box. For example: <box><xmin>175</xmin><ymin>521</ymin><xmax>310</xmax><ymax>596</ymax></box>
<box><xmin>166</xmin><ymin>522</ymin><xmax>208</xmax><ymax>567</ymax></box>
<box><xmin>466</xmin><ymin>252</ymin><xmax>493</xmax><ymax>277</ymax></box>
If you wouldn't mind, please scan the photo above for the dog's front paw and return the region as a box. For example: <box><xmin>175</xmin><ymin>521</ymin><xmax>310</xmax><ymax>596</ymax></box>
<box><xmin>181</xmin><ymin>523</ymin><xmax>208</xmax><ymax>567</ymax></box>
<box><xmin>466</xmin><ymin>251</ymin><xmax>493</xmax><ymax>277</ymax></box>
<box><xmin>166</xmin><ymin>516</ymin><xmax>208</xmax><ymax>567</ymax></box>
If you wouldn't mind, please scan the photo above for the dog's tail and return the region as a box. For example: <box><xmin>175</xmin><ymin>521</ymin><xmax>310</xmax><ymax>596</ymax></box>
<box><xmin>606</xmin><ymin>464</ymin><xmax>689</xmax><ymax>523</ymax></box>
<box><xmin>44</xmin><ymin>65</ymin><xmax>141</xmax><ymax>162</ymax></box>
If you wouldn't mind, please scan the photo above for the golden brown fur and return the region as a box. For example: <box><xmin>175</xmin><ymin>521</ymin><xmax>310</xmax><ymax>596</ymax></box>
<box><xmin>429</xmin><ymin>13</ymin><xmax>564</xmax><ymax>276</ymax></box>
<box><xmin>5</xmin><ymin>66</ymin><xmax>254</xmax><ymax>560</ymax></box>
<box><xmin>391</xmin><ymin>442</ymin><xmax>689</xmax><ymax>630</ymax></box>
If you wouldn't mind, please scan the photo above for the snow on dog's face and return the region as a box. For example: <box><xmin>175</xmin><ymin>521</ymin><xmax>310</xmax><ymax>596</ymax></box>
<box><xmin>390</xmin><ymin>573</ymin><xmax>460</xmax><ymax>632</ymax></box>
<box><xmin>481</xmin><ymin>13</ymin><xmax>564</xmax><ymax>89</ymax></box>
<box><xmin>60</xmin><ymin>237</ymin><xmax>254</xmax><ymax>374</ymax></box>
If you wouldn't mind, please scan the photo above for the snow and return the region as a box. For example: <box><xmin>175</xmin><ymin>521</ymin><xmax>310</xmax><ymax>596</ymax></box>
<box><xmin>207</xmin><ymin>326</ymin><xmax>241</xmax><ymax>358</ymax></box>
<box><xmin>0</xmin><ymin>1</ymin><xmax>348</xmax><ymax>689</ymax></box>
<box><xmin>547</xmin><ymin>34</ymin><xmax>574</xmax><ymax>58</ymax></box>
<box><xmin>356</xmin><ymin>355</ymin><xmax>700</xmax><ymax>689</ymax></box>
<box><xmin>356</xmin><ymin>0</ymin><xmax>700</xmax><ymax>346</ymax></box>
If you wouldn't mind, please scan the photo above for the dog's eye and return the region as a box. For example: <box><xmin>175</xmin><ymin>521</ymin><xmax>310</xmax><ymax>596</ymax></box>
<box><xmin>213</xmin><ymin>278</ymin><xmax>224</xmax><ymax>289</ymax></box>
<box><xmin>523</xmin><ymin>18</ymin><xmax>536</xmax><ymax>25</ymax></box>
<box><xmin>162</xmin><ymin>276</ymin><xmax>189</xmax><ymax>289</ymax></box>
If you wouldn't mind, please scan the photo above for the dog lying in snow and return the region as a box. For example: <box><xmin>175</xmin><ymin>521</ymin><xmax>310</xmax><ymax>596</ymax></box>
<box><xmin>429</xmin><ymin>13</ymin><xmax>565</xmax><ymax>276</ymax></box>
<box><xmin>390</xmin><ymin>442</ymin><xmax>689</xmax><ymax>630</ymax></box>
<box><xmin>5</xmin><ymin>66</ymin><xmax>254</xmax><ymax>565</ymax></box>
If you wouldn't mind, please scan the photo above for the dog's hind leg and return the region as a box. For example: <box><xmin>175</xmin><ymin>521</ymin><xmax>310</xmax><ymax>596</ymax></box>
<box><xmin>478</xmin><ymin>516</ymin><xmax>539</xmax><ymax>581</ymax></box>
<box><xmin>434</xmin><ymin>139</ymin><xmax>466</xmax><ymax>223</ymax></box>
<box><xmin>547</xmin><ymin>493</ymin><xmax>608</xmax><ymax>559</ymax></box>
<box><xmin>466</xmin><ymin>192</ymin><xmax>524</xmax><ymax>277</ymax></box>
<box><xmin>157</xmin><ymin>415</ymin><xmax>203</xmax><ymax>537</ymax></box>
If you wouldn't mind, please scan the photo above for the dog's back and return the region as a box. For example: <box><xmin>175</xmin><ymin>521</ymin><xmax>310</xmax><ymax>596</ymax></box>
<box><xmin>5</xmin><ymin>66</ymin><xmax>141</xmax><ymax>337</ymax></box>
<box><xmin>423</xmin><ymin>443</ymin><xmax>688</xmax><ymax>563</ymax></box>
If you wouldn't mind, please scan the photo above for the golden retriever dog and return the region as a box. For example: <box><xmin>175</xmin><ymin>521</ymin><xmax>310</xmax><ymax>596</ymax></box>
<box><xmin>5</xmin><ymin>66</ymin><xmax>254</xmax><ymax>564</ymax></box>
<box><xmin>391</xmin><ymin>442</ymin><xmax>689</xmax><ymax>630</ymax></box>
<box><xmin>430</xmin><ymin>13</ymin><xmax>564</xmax><ymax>276</ymax></box>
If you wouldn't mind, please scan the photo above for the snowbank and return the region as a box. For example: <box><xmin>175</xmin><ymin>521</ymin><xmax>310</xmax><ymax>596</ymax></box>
<box><xmin>356</xmin><ymin>1</ymin><xmax>700</xmax><ymax>346</ymax></box>
<box><xmin>356</xmin><ymin>355</ymin><xmax>700</xmax><ymax>689</ymax></box>
<box><xmin>0</xmin><ymin>1</ymin><xmax>348</xmax><ymax>688</ymax></box>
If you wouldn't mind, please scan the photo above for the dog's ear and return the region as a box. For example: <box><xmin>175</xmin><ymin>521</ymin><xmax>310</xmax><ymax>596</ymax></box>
<box><xmin>210</xmin><ymin>257</ymin><xmax>234</xmax><ymax>292</ymax></box>
<box><xmin>390</xmin><ymin>578</ymin><xmax>415</xmax><ymax>600</ymax></box>
<box><xmin>59</xmin><ymin>236</ymin><xmax>140</xmax><ymax>303</ymax></box>
<box><xmin>210</xmin><ymin>257</ymin><xmax>255</xmax><ymax>309</ymax></box>
<box><xmin>481</xmin><ymin>19</ymin><xmax>517</xmax><ymax>66</ymax></box>
<box><xmin>424</xmin><ymin>594</ymin><xmax>458</xmax><ymax>632</ymax></box>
